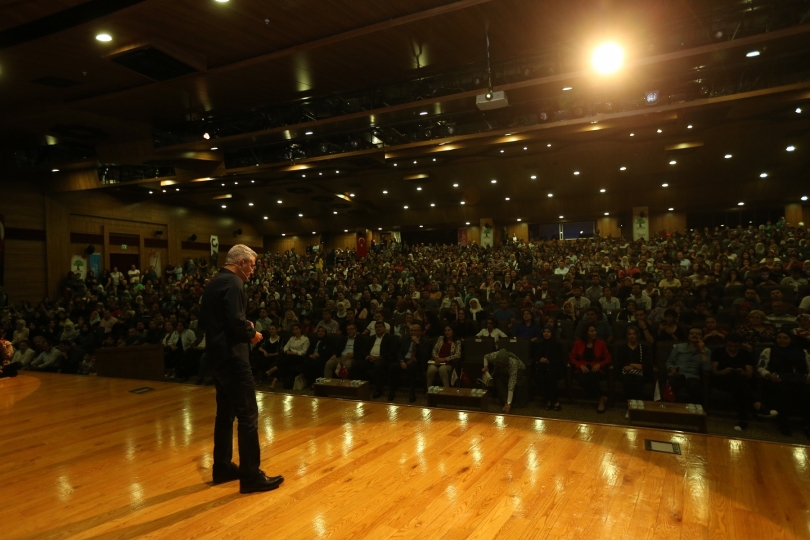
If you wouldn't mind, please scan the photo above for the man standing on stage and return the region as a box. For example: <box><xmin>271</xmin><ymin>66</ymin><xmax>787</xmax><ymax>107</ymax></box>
<box><xmin>200</xmin><ymin>244</ymin><xmax>284</xmax><ymax>494</ymax></box>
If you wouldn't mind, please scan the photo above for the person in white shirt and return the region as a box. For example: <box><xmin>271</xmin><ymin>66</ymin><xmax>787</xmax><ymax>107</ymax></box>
<box><xmin>11</xmin><ymin>340</ymin><xmax>35</xmax><ymax>368</ymax></box>
<box><xmin>476</xmin><ymin>318</ymin><xmax>509</xmax><ymax>343</ymax></box>
<box><xmin>99</xmin><ymin>310</ymin><xmax>118</xmax><ymax>334</ymax></box>
<box><xmin>109</xmin><ymin>267</ymin><xmax>123</xmax><ymax>288</ymax></box>
<box><xmin>127</xmin><ymin>264</ymin><xmax>141</xmax><ymax>285</ymax></box>
<box><xmin>598</xmin><ymin>286</ymin><xmax>621</xmax><ymax>315</ymax></box>
<box><xmin>364</xmin><ymin>311</ymin><xmax>390</xmax><ymax>335</ymax></box>
<box><xmin>799</xmin><ymin>294</ymin><xmax>810</xmax><ymax>315</ymax></box>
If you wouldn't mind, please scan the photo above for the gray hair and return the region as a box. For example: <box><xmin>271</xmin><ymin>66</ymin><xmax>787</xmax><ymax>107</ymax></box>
<box><xmin>226</xmin><ymin>244</ymin><xmax>257</xmax><ymax>265</ymax></box>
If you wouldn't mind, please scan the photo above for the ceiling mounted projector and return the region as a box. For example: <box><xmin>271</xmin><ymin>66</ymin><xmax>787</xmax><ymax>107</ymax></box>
<box><xmin>476</xmin><ymin>91</ymin><xmax>509</xmax><ymax>110</ymax></box>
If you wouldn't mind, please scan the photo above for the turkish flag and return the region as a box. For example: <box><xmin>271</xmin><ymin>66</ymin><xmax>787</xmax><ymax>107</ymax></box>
<box><xmin>356</xmin><ymin>233</ymin><xmax>368</xmax><ymax>258</ymax></box>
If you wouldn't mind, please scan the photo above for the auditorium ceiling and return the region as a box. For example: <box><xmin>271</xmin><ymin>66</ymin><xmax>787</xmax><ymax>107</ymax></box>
<box><xmin>1</xmin><ymin>0</ymin><xmax>809</xmax><ymax>234</ymax></box>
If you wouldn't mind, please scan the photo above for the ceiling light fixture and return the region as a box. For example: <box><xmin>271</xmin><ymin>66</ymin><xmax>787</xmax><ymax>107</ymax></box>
<box><xmin>460</xmin><ymin>201</ymin><xmax>466</xmax><ymax>205</ymax></box>
<box><xmin>403</xmin><ymin>205</ymin><xmax>409</xmax><ymax>209</ymax></box>
<box><xmin>263</xmin><ymin>216</ymin><xmax>268</xmax><ymax>220</ymax></box>
<box><xmin>573</xmin><ymin>171</ymin><xmax>580</xmax><ymax>175</ymax></box>
<box><xmin>559</xmin><ymin>215</ymin><xmax>564</xmax><ymax>219</ymax></box>
<box><xmin>797</xmin><ymin>107</ymin><xmax>803</xmax><ymax>114</ymax></box>
<box><xmin>277</xmin><ymin>200</ymin><xmax>282</xmax><ymax>204</ymax></box>
<box><xmin>738</xmin><ymin>202</ymin><xmax>744</xmax><ymax>206</ymax></box>
<box><xmin>333</xmin><ymin>211</ymin><xmax>338</xmax><ymax>214</ymax></box>
<box><xmin>305</xmin><ymin>131</ymin><xmax>313</xmax><ymax>135</ymax></box>
<box><xmin>491</xmin><ymin>179</ymin><xmax>497</xmax><ymax>183</ymax></box>
<box><xmin>547</xmin><ymin>143</ymin><xmax>552</xmax><ymax>147</ymax></box>
<box><xmin>746</xmin><ymin>50</ymin><xmax>760</xmax><ymax>57</ymax></box>
<box><xmin>221</xmin><ymin>205</ymin><xmax>227</xmax><ymax>208</ymax></box>
<box><xmin>657</xmin><ymin>129</ymin><xmax>662</xmax><ymax>133</ymax></box>
<box><xmin>452</xmin><ymin>183</ymin><xmax>458</xmax><ymax>187</ymax></box>
<box><xmin>95</xmin><ymin>33</ymin><xmax>112</xmax><ymax>42</ymax></box>
<box><xmin>687</xmin><ymin>125</ymin><xmax>693</xmax><ymax>129</ymax></box>
<box><xmin>724</xmin><ymin>154</ymin><xmax>732</xmax><ymax>159</ymax></box>
<box><xmin>505</xmin><ymin>197</ymin><xmax>510</xmax><ymax>201</ymax></box>
<box><xmin>802</xmin><ymin>196</ymin><xmax>808</xmax><ymax>201</ymax></box>
<box><xmin>148</xmin><ymin>191</ymin><xmax>153</xmax><ymax>194</ymax></box>
<box><xmin>210</xmin><ymin>147</ymin><xmax>218</xmax><ymax>150</ymax></box>
<box><xmin>600</xmin><ymin>189</ymin><xmax>606</xmax><ymax>193</ymax></box>
<box><xmin>349</xmin><ymin>193</ymin><xmax>355</xmax><ymax>197</ymax></box>
<box><xmin>281</xmin><ymin>234</ymin><xmax>286</xmax><ymax>236</ymax></box>
<box><xmin>669</xmin><ymin>160</ymin><xmax>677</xmax><ymax>165</ymax></box>
<box><xmin>547</xmin><ymin>193</ymin><xmax>553</xmax><ymax>197</ymax></box>
<box><xmin>499</xmin><ymin>150</ymin><xmax>504</xmax><ymax>153</ymax></box>
<box><xmin>620</xmin><ymin>166</ymin><xmax>626</xmax><ymax>171</ymax></box>
<box><xmin>517</xmin><ymin>218</ymin><xmax>522</xmax><ymax>222</ymax></box>
<box><xmin>604</xmin><ymin>212</ymin><xmax>609</xmax><ymax>215</ymax></box>
<box><xmin>416</xmin><ymin>187</ymin><xmax>422</xmax><ymax>191</ymax></box>
<box><xmin>382</xmin><ymin>190</ymin><xmax>388</xmax><ymax>194</ymax></box>
<box><xmin>248</xmin><ymin>202</ymin><xmax>253</xmax><ymax>206</ymax></box>
<box><xmin>203</xmin><ymin>132</ymin><xmax>210</xmax><ymax>139</ymax></box>
<box><xmin>786</xmin><ymin>145</ymin><xmax>796</xmax><ymax>152</ymax></box>
<box><xmin>562</xmin><ymin>86</ymin><xmax>572</xmax><ymax>91</ymax></box>
<box><xmin>51</xmin><ymin>168</ymin><xmax>59</xmax><ymax>172</ymax></box>
<box><xmin>591</xmin><ymin>42</ymin><xmax>624</xmax><ymax>74</ymax></box>
<box><xmin>662</xmin><ymin>183</ymin><xmax>669</xmax><ymax>187</ymax></box>
<box><xmin>465</xmin><ymin>222</ymin><xmax>470</xmax><ymax>225</ymax></box>
<box><xmin>668</xmin><ymin>207</ymin><xmax>674</xmax><ymax>211</ymax></box>
<box><xmin>419</xmin><ymin>111</ymin><xmax>428</xmax><ymax>115</ymax></box>
<box><xmin>523</xmin><ymin>147</ymin><xmax>527</xmax><ymax>151</ymax></box>
<box><xmin>629</xmin><ymin>133</ymin><xmax>634</xmax><ymax>137</ymax></box>
<box><xmin>530</xmin><ymin>175</ymin><xmax>537</xmax><ymax>179</ymax></box>
<box><xmin>430</xmin><ymin>203</ymin><xmax>435</xmax><ymax>207</ymax></box>
<box><xmin>419</xmin><ymin>225</ymin><xmax>423</xmax><ymax>228</ymax></box>
<box><xmin>760</xmin><ymin>172</ymin><xmax>768</xmax><ymax>178</ymax></box>
<box><xmin>298</xmin><ymin>213</ymin><xmax>303</xmax><ymax>217</ymax></box>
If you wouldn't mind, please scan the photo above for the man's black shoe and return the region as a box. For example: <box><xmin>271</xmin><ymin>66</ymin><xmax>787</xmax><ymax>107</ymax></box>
<box><xmin>240</xmin><ymin>472</ymin><xmax>284</xmax><ymax>494</ymax></box>
<box><xmin>372</xmin><ymin>391</ymin><xmax>383</xmax><ymax>399</ymax></box>
<box><xmin>212</xmin><ymin>462</ymin><xmax>241</xmax><ymax>484</ymax></box>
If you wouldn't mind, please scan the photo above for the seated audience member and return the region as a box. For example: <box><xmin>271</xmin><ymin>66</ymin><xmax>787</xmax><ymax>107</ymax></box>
<box><xmin>616</xmin><ymin>326</ymin><xmax>652</xmax><ymax>405</ymax></box>
<box><xmin>57</xmin><ymin>340</ymin><xmax>85</xmax><ymax>374</ymax></box>
<box><xmin>794</xmin><ymin>313</ymin><xmax>810</xmax><ymax>351</ymax></box>
<box><xmin>767</xmin><ymin>301</ymin><xmax>796</xmax><ymax>329</ymax></box>
<box><xmin>585</xmin><ymin>275</ymin><xmax>604</xmax><ymax>305</ymax></box>
<box><xmin>482</xmin><ymin>348</ymin><xmax>528</xmax><ymax>412</ymax></box>
<box><xmin>324</xmin><ymin>323</ymin><xmax>362</xmax><ymax>380</ymax></box>
<box><xmin>512</xmin><ymin>309</ymin><xmax>541</xmax><ymax>343</ymax></box>
<box><xmin>280</xmin><ymin>310</ymin><xmax>299</xmax><ymax>333</ymax></box>
<box><xmin>476</xmin><ymin>318</ymin><xmax>509</xmax><ymax>343</ymax></box>
<box><xmin>11</xmin><ymin>319</ymin><xmax>29</xmax><ymax>347</ymax></box>
<box><xmin>799</xmin><ymin>293</ymin><xmax>810</xmax><ymax>315</ymax></box>
<box><xmin>0</xmin><ymin>331</ymin><xmax>19</xmax><ymax>378</ymax></box>
<box><xmin>567</xmin><ymin>286</ymin><xmax>591</xmax><ymax>318</ymax></box>
<box><xmin>315</xmin><ymin>310</ymin><xmax>340</xmax><ymax>335</ymax></box>
<box><xmin>29</xmin><ymin>341</ymin><xmax>63</xmax><ymax>372</ymax></box>
<box><xmin>598</xmin><ymin>286</ymin><xmax>621</xmax><ymax>316</ymax></box>
<box><xmin>492</xmin><ymin>300</ymin><xmax>517</xmax><ymax>329</ymax></box>
<box><xmin>574</xmin><ymin>308</ymin><xmax>613</xmax><ymax>343</ymax></box>
<box><xmin>451</xmin><ymin>310</ymin><xmax>476</xmax><ymax>338</ymax></box>
<box><xmin>426</xmin><ymin>325</ymin><xmax>461</xmax><ymax>389</ymax></box>
<box><xmin>467</xmin><ymin>298</ymin><xmax>487</xmax><ymax>326</ymax></box>
<box><xmin>533</xmin><ymin>325</ymin><xmax>566</xmax><ymax>410</ymax></box>
<box><xmin>570</xmin><ymin>324</ymin><xmax>612</xmax><ymax>413</ymax></box>
<box><xmin>559</xmin><ymin>301</ymin><xmax>577</xmax><ymax>322</ymax></box>
<box><xmin>302</xmin><ymin>326</ymin><xmax>334</xmax><ymax>388</ymax></box>
<box><xmin>77</xmin><ymin>353</ymin><xmax>95</xmax><ymax>375</ymax></box>
<box><xmin>656</xmin><ymin>309</ymin><xmax>686</xmax><ymax>342</ymax></box>
<box><xmin>354</xmin><ymin>321</ymin><xmax>396</xmax><ymax>398</ymax></box>
<box><xmin>120</xmin><ymin>326</ymin><xmax>144</xmax><ymax>347</ymax></box>
<box><xmin>270</xmin><ymin>324</ymin><xmax>309</xmax><ymax>389</ymax></box>
<box><xmin>389</xmin><ymin>323</ymin><xmax>430</xmax><ymax>402</ymax></box>
<box><xmin>254</xmin><ymin>323</ymin><xmax>282</xmax><ymax>382</ymax></box>
<box><xmin>616</xmin><ymin>300</ymin><xmax>637</xmax><ymax>322</ymax></box>
<box><xmin>363</xmin><ymin>311</ymin><xmax>391</xmax><ymax>335</ymax></box>
<box><xmin>737</xmin><ymin>310</ymin><xmax>777</xmax><ymax>348</ymax></box>
<box><xmin>702</xmin><ymin>316</ymin><xmax>728</xmax><ymax>348</ymax></box>
<box><xmin>11</xmin><ymin>340</ymin><xmax>35</xmax><ymax>370</ymax></box>
<box><xmin>666</xmin><ymin>327</ymin><xmax>711</xmax><ymax>404</ymax></box>
<box><xmin>711</xmin><ymin>334</ymin><xmax>768</xmax><ymax>431</ymax></box>
<box><xmin>757</xmin><ymin>331</ymin><xmax>810</xmax><ymax>437</ymax></box>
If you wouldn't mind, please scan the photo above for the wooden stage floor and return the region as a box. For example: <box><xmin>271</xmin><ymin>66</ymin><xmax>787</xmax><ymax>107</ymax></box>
<box><xmin>1</xmin><ymin>373</ymin><xmax>809</xmax><ymax>540</ymax></box>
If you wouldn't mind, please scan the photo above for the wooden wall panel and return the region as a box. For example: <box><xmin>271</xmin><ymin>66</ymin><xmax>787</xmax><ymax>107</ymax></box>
<box><xmin>462</xmin><ymin>226</ymin><xmax>481</xmax><ymax>245</ymax></box>
<box><xmin>504</xmin><ymin>223</ymin><xmax>529</xmax><ymax>243</ymax></box>
<box><xmin>597</xmin><ymin>217</ymin><xmax>622</xmax><ymax>238</ymax></box>
<box><xmin>265</xmin><ymin>236</ymin><xmax>310</xmax><ymax>255</ymax></box>
<box><xmin>0</xmin><ymin>184</ymin><xmax>47</xmax><ymax>302</ymax></box>
<box><xmin>649</xmin><ymin>212</ymin><xmax>687</xmax><ymax>236</ymax></box>
<box><xmin>785</xmin><ymin>204</ymin><xmax>804</xmax><ymax>227</ymax></box>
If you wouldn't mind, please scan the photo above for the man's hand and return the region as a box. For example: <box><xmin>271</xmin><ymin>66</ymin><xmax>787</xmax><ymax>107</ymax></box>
<box><xmin>250</xmin><ymin>332</ymin><xmax>263</xmax><ymax>344</ymax></box>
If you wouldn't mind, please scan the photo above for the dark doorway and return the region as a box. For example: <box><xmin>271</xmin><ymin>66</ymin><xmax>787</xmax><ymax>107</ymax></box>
<box><xmin>109</xmin><ymin>253</ymin><xmax>139</xmax><ymax>274</ymax></box>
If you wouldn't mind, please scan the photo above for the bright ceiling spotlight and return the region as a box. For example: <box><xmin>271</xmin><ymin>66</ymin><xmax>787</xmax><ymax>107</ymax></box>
<box><xmin>786</xmin><ymin>145</ymin><xmax>795</xmax><ymax>152</ymax></box>
<box><xmin>203</xmin><ymin>132</ymin><xmax>210</xmax><ymax>139</ymax></box>
<box><xmin>738</xmin><ymin>202</ymin><xmax>745</xmax><ymax>206</ymax></box>
<box><xmin>668</xmin><ymin>207</ymin><xmax>674</xmax><ymax>211</ymax></box>
<box><xmin>95</xmin><ymin>33</ymin><xmax>112</xmax><ymax>42</ymax></box>
<box><xmin>592</xmin><ymin>42</ymin><xmax>624</xmax><ymax>74</ymax></box>
<box><xmin>746</xmin><ymin>50</ymin><xmax>760</xmax><ymax>57</ymax></box>
<box><xmin>801</xmin><ymin>196</ymin><xmax>808</xmax><ymax>201</ymax></box>
<box><xmin>760</xmin><ymin>172</ymin><xmax>768</xmax><ymax>178</ymax></box>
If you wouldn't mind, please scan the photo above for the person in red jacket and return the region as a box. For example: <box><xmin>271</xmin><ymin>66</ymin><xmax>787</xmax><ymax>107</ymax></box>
<box><xmin>570</xmin><ymin>324</ymin><xmax>612</xmax><ymax>413</ymax></box>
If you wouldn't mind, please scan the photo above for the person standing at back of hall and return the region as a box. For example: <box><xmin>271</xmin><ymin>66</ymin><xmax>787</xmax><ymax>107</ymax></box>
<box><xmin>199</xmin><ymin>244</ymin><xmax>284</xmax><ymax>494</ymax></box>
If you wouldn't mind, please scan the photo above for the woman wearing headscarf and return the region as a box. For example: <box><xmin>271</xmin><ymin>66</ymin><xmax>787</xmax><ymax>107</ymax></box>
<box><xmin>757</xmin><ymin>330</ymin><xmax>810</xmax><ymax>437</ymax></box>
<box><xmin>467</xmin><ymin>298</ymin><xmax>487</xmax><ymax>328</ymax></box>
<box><xmin>533</xmin><ymin>324</ymin><xmax>566</xmax><ymax>410</ymax></box>
<box><xmin>482</xmin><ymin>348</ymin><xmax>528</xmax><ymax>412</ymax></box>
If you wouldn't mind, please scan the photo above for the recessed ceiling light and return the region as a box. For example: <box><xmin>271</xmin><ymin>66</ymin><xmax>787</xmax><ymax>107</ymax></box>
<box><xmin>281</xmin><ymin>233</ymin><xmax>286</xmax><ymax>236</ymax></box>
<box><xmin>251</xmin><ymin>180</ymin><xmax>254</xmax><ymax>183</ymax></box>
<box><xmin>277</xmin><ymin>200</ymin><xmax>282</xmax><ymax>204</ymax></box>
<box><xmin>419</xmin><ymin>111</ymin><xmax>428</xmax><ymax>115</ymax></box>
<box><xmin>460</xmin><ymin>201</ymin><xmax>466</xmax><ymax>205</ymax></box>
<box><xmin>234</xmin><ymin>181</ymin><xmax>238</xmax><ymax>184</ymax></box>
<box><xmin>760</xmin><ymin>172</ymin><xmax>768</xmax><ymax>178</ymax></box>
<box><xmin>724</xmin><ymin>154</ymin><xmax>732</xmax><ymax>159</ymax></box>
<box><xmin>148</xmin><ymin>191</ymin><xmax>153</xmax><ymax>194</ymax></box>
<box><xmin>382</xmin><ymin>190</ymin><xmax>388</xmax><ymax>194</ymax></box>
<box><xmin>687</xmin><ymin>125</ymin><xmax>693</xmax><ymax>129</ymax></box>
<box><xmin>746</xmin><ymin>50</ymin><xmax>760</xmax><ymax>57</ymax></box>
<box><xmin>599</xmin><ymin>189</ymin><xmax>606</xmax><ymax>193</ymax></box>
<box><xmin>573</xmin><ymin>171</ymin><xmax>580</xmax><ymax>175</ymax></box>
<box><xmin>619</xmin><ymin>166</ymin><xmax>626</xmax><ymax>171</ymax></box>
<box><xmin>523</xmin><ymin>147</ymin><xmax>528</xmax><ymax>151</ymax></box>
<box><xmin>349</xmin><ymin>193</ymin><xmax>355</xmax><ymax>197</ymax></box>
<box><xmin>432</xmin><ymin>158</ymin><xmax>436</xmax><ymax>161</ymax></box>
<box><xmin>530</xmin><ymin>175</ymin><xmax>537</xmax><ymax>179</ymax></box>
<box><xmin>657</xmin><ymin>129</ymin><xmax>662</xmax><ymax>133</ymax></box>
<box><xmin>516</xmin><ymin>218</ymin><xmax>522</xmax><ymax>222</ymax></box>
<box><xmin>662</xmin><ymin>183</ymin><xmax>669</xmax><ymax>187</ymax></box>
<box><xmin>559</xmin><ymin>215</ymin><xmax>564</xmax><ymax>219</ymax></box>
<box><xmin>797</xmin><ymin>107</ymin><xmax>803</xmax><ymax>114</ymax></box>
<box><xmin>312</xmin><ymin>231</ymin><xmax>317</xmax><ymax>235</ymax></box>
<box><xmin>378</xmin><ymin>227</ymin><xmax>382</xmax><ymax>231</ymax></box>
<box><xmin>344</xmin><ymin>229</ymin><xmax>348</xmax><ymax>232</ymax></box>
<box><xmin>393</xmin><ymin>163</ymin><xmax>397</xmax><ymax>167</ymax></box>
<box><xmin>430</xmin><ymin>203</ymin><xmax>435</xmax><ymax>207</ymax></box>
<box><xmin>629</xmin><ymin>133</ymin><xmax>634</xmax><ymax>137</ymax></box>
<box><xmin>403</xmin><ymin>205</ymin><xmax>408</xmax><ymax>209</ymax></box>
<box><xmin>335</xmin><ymin>170</ymin><xmax>339</xmax><ymax>173</ymax></box>
<box><xmin>221</xmin><ymin>205</ymin><xmax>227</xmax><ymax>208</ymax></box>
<box><xmin>491</xmin><ymin>179</ymin><xmax>497</xmax><ymax>183</ymax></box>
<box><xmin>302</xmin><ymin>174</ymin><xmax>306</xmax><ymax>177</ymax></box>
<box><xmin>547</xmin><ymin>193</ymin><xmax>553</xmax><ymax>197</ymax></box>
<box><xmin>333</xmin><ymin>211</ymin><xmax>338</xmax><ymax>214</ymax></box>
<box><xmin>562</xmin><ymin>86</ymin><xmax>572</xmax><ymax>91</ymax></box>
<box><xmin>786</xmin><ymin>145</ymin><xmax>795</xmax><ymax>152</ymax></box>
<box><xmin>505</xmin><ymin>197</ymin><xmax>510</xmax><ymax>201</ymax></box>
<box><xmin>203</xmin><ymin>132</ymin><xmax>210</xmax><ymax>139</ymax></box>
<box><xmin>263</xmin><ymin>216</ymin><xmax>268</xmax><ymax>219</ymax></box>
<box><xmin>305</xmin><ymin>131</ymin><xmax>313</xmax><ymax>135</ymax></box>
<box><xmin>419</xmin><ymin>225</ymin><xmax>423</xmax><ymax>228</ymax></box>
<box><xmin>499</xmin><ymin>150</ymin><xmax>504</xmax><ymax>153</ymax></box>
<box><xmin>298</xmin><ymin>213</ymin><xmax>303</xmax><ymax>217</ymax></box>
<box><xmin>318</xmin><ymin>172</ymin><xmax>322</xmax><ymax>176</ymax></box>
<box><xmin>413</xmin><ymin>160</ymin><xmax>417</xmax><ymax>164</ymax></box>
<box><xmin>215</xmin><ymin>0</ymin><xmax>229</xmax><ymax>3</ymax></box>
<box><xmin>547</xmin><ymin>143</ymin><xmax>552</xmax><ymax>147</ymax></box>
<box><xmin>465</xmin><ymin>222</ymin><xmax>470</xmax><ymax>225</ymax></box>
<box><xmin>668</xmin><ymin>207</ymin><xmax>674</xmax><ymax>211</ymax></box>
<box><xmin>453</xmin><ymin>183</ymin><xmax>458</xmax><ymax>187</ymax></box>
<box><xmin>416</xmin><ymin>187</ymin><xmax>422</xmax><ymax>191</ymax></box>
<box><xmin>669</xmin><ymin>160</ymin><xmax>677</xmax><ymax>165</ymax></box>
<box><xmin>801</xmin><ymin>196</ymin><xmax>808</xmax><ymax>201</ymax></box>
<box><xmin>51</xmin><ymin>168</ymin><xmax>59</xmax><ymax>172</ymax></box>
<box><xmin>604</xmin><ymin>212</ymin><xmax>609</xmax><ymax>215</ymax></box>
<box><xmin>176</xmin><ymin>188</ymin><xmax>179</xmax><ymax>191</ymax></box>
<box><xmin>222</xmin><ymin>183</ymin><xmax>225</xmax><ymax>186</ymax></box>
<box><xmin>95</xmin><ymin>33</ymin><xmax>112</xmax><ymax>42</ymax></box>
<box><xmin>162</xmin><ymin>189</ymin><xmax>166</xmax><ymax>192</ymax></box>
<box><xmin>211</xmin><ymin>147</ymin><xmax>218</xmax><ymax>150</ymax></box>
<box><xmin>738</xmin><ymin>202</ymin><xmax>745</xmax><ymax>206</ymax></box>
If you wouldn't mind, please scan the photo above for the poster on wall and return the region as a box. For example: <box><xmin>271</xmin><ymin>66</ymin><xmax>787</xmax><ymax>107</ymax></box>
<box><xmin>356</xmin><ymin>232</ymin><xmax>368</xmax><ymax>258</ymax></box>
<box><xmin>210</xmin><ymin>235</ymin><xmax>219</xmax><ymax>267</ymax></box>
<box><xmin>88</xmin><ymin>253</ymin><xmax>101</xmax><ymax>278</ymax></box>
<box><xmin>0</xmin><ymin>214</ymin><xmax>5</xmax><ymax>287</ymax></box>
<box><xmin>633</xmin><ymin>206</ymin><xmax>649</xmax><ymax>242</ymax></box>
<box><xmin>458</xmin><ymin>228</ymin><xmax>468</xmax><ymax>246</ymax></box>
<box><xmin>481</xmin><ymin>222</ymin><xmax>493</xmax><ymax>248</ymax></box>
<box><xmin>71</xmin><ymin>255</ymin><xmax>88</xmax><ymax>280</ymax></box>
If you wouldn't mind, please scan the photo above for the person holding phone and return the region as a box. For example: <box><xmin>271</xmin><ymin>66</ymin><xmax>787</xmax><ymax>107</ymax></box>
<box><xmin>666</xmin><ymin>327</ymin><xmax>711</xmax><ymax>404</ymax></box>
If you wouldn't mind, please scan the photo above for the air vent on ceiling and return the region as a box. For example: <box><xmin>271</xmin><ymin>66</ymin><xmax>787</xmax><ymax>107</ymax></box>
<box><xmin>109</xmin><ymin>46</ymin><xmax>199</xmax><ymax>81</ymax></box>
<box><xmin>32</xmin><ymin>76</ymin><xmax>80</xmax><ymax>88</ymax></box>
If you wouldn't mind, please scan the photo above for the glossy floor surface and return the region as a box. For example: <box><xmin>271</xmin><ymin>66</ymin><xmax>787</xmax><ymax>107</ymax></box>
<box><xmin>1</xmin><ymin>373</ymin><xmax>809</xmax><ymax>540</ymax></box>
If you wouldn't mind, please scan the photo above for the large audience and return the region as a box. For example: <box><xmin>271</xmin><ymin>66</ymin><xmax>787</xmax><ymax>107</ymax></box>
<box><xmin>2</xmin><ymin>220</ymin><xmax>810</xmax><ymax>438</ymax></box>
